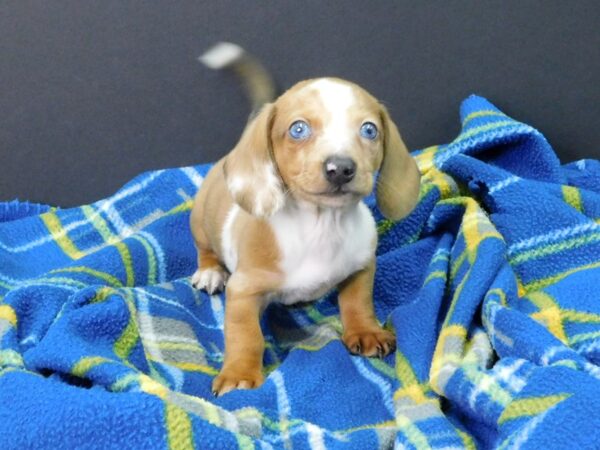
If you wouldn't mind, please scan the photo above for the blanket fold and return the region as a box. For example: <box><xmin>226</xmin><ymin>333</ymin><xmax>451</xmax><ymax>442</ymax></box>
<box><xmin>1</xmin><ymin>95</ymin><xmax>599</xmax><ymax>449</ymax></box>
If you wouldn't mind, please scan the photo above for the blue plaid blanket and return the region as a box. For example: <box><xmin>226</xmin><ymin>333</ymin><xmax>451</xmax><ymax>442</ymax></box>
<box><xmin>1</xmin><ymin>95</ymin><xmax>599</xmax><ymax>449</ymax></box>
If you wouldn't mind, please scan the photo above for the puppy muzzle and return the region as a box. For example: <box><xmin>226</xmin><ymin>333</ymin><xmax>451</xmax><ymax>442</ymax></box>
<box><xmin>323</xmin><ymin>156</ymin><xmax>357</xmax><ymax>187</ymax></box>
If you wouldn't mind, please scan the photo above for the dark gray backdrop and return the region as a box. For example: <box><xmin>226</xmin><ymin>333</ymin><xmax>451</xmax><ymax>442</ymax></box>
<box><xmin>1</xmin><ymin>1</ymin><xmax>598</xmax><ymax>207</ymax></box>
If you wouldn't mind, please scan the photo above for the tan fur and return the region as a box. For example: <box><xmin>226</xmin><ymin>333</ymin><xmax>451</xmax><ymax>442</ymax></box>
<box><xmin>222</xmin><ymin>104</ymin><xmax>284</xmax><ymax>218</ymax></box>
<box><xmin>376</xmin><ymin>105</ymin><xmax>421</xmax><ymax>220</ymax></box>
<box><xmin>191</xmin><ymin>158</ymin><xmax>282</xmax><ymax>271</ymax></box>
<box><xmin>338</xmin><ymin>260</ymin><xmax>395</xmax><ymax>357</ymax></box>
<box><xmin>190</xmin><ymin>77</ymin><xmax>420</xmax><ymax>396</ymax></box>
<box><xmin>190</xmin><ymin>159</ymin><xmax>230</xmax><ymax>259</ymax></box>
<box><xmin>270</xmin><ymin>79</ymin><xmax>384</xmax><ymax>207</ymax></box>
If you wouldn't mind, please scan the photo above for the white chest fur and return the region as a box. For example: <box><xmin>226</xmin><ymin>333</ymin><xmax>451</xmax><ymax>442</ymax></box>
<box><xmin>268</xmin><ymin>201</ymin><xmax>376</xmax><ymax>305</ymax></box>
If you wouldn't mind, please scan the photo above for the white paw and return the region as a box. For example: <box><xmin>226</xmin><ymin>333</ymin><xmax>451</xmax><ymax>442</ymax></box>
<box><xmin>191</xmin><ymin>268</ymin><xmax>228</xmax><ymax>294</ymax></box>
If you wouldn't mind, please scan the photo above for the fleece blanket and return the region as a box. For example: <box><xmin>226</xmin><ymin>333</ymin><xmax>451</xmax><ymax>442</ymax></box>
<box><xmin>1</xmin><ymin>96</ymin><xmax>600</xmax><ymax>449</ymax></box>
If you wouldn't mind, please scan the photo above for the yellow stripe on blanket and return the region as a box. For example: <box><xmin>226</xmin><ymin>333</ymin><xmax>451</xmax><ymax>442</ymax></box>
<box><xmin>114</xmin><ymin>294</ymin><xmax>140</xmax><ymax>361</ymax></box>
<box><xmin>561</xmin><ymin>309</ymin><xmax>600</xmax><ymax>324</ymax></box>
<box><xmin>82</xmin><ymin>206</ymin><xmax>135</xmax><ymax>286</ymax></box>
<box><xmin>498</xmin><ymin>394</ymin><xmax>570</xmax><ymax>424</ymax></box>
<box><xmin>562</xmin><ymin>185</ymin><xmax>583</xmax><ymax>212</ymax></box>
<box><xmin>0</xmin><ymin>349</ymin><xmax>24</xmax><ymax>367</ymax></box>
<box><xmin>396</xmin><ymin>415</ymin><xmax>431</xmax><ymax>450</ymax></box>
<box><xmin>394</xmin><ymin>351</ymin><xmax>430</xmax><ymax>404</ymax></box>
<box><xmin>165</xmin><ymin>404</ymin><xmax>194</xmax><ymax>450</ymax></box>
<box><xmin>461</xmin><ymin>110</ymin><xmax>506</xmax><ymax>126</ymax></box>
<box><xmin>0</xmin><ymin>304</ymin><xmax>17</xmax><ymax>327</ymax></box>
<box><xmin>414</xmin><ymin>145</ymin><xmax>438</xmax><ymax>173</ymax></box>
<box><xmin>523</xmin><ymin>261</ymin><xmax>600</xmax><ymax>293</ymax></box>
<box><xmin>236</xmin><ymin>434</ymin><xmax>255</xmax><ymax>450</ymax></box>
<box><xmin>41</xmin><ymin>212</ymin><xmax>86</xmax><ymax>260</ymax></box>
<box><xmin>50</xmin><ymin>266</ymin><xmax>123</xmax><ymax>287</ymax></box>
<box><xmin>456</xmin><ymin>428</ymin><xmax>478</xmax><ymax>450</ymax></box>
<box><xmin>430</xmin><ymin>325</ymin><xmax>468</xmax><ymax>392</ymax></box>
<box><xmin>72</xmin><ymin>356</ymin><xmax>112</xmax><ymax>377</ymax></box>
<box><xmin>525</xmin><ymin>291</ymin><xmax>568</xmax><ymax>343</ymax></box>
<box><xmin>139</xmin><ymin>374</ymin><xmax>169</xmax><ymax>399</ymax></box>
<box><xmin>452</xmin><ymin>121</ymin><xmax>517</xmax><ymax>145</ymax></box>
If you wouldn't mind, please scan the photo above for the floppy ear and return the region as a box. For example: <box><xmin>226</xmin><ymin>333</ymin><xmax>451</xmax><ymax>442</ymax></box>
<box><xmin>376</xmin><ymin>105</ymin><xmax>421</xmax><ymax>220</ymax></box>
<box><xmin>223</xmin><ymin>103</ymin><xmax>286</xmax><ymax>217</ymax></box>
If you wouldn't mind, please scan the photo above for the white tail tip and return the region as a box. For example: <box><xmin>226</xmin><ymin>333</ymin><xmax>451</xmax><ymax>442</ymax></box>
<box><xmin>199</xmin><ymin>42</ymin><xmax>245</xmax><ymax>70</ymax></box>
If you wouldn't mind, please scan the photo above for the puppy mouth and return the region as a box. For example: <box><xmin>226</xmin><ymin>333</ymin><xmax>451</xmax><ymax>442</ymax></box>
<box><xmin>302</xmin><ymin>187</ymin><xmax>359</xmax><ymax>197</ymax></box>
<box><xmin>294</xmin><ymin>187</ymin><xmax>364</xmax><ymax>209</ymax></box>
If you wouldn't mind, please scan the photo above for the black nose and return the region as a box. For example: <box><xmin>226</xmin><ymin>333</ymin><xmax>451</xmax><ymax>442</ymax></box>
<box><xmin>323</xmin><ymin>156</ymin><xmax>357</xmax><ymax>186</ymax></box>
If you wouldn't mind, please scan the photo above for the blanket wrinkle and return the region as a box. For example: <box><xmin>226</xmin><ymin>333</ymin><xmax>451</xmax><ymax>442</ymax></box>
<box><xmin>1</xmin><ymin>95</ymin><xmax>600</xmax><ymax>449</ymax></box>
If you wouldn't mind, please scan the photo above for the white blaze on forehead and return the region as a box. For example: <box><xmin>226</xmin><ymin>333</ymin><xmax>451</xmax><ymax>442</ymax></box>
<box><xmin>307</xmin><ymin>79</ymin><xmax>357</xmax><ymax>152</ymax></box>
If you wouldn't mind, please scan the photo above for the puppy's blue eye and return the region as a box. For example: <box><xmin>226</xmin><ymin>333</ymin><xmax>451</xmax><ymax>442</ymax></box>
<box><xmin>360</xmin><ymin>122</ymin><xmax>378</xmax><ymax>140</ymax></box>
<box><xmin>289</xmin><ymin>120</ymin><xmax>311</xmax><ymax>140</ymax></box>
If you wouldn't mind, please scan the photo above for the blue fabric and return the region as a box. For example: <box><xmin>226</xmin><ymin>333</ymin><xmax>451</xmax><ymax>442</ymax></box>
<box><xmin>1</xmin><ymin>95</ymin><xmax>599</xmax><ymax>449</ymax></box>
<box><xmin>0</xmin><ymin>199</ymin><xmax>53</xmax><ymax>223</ymax></box>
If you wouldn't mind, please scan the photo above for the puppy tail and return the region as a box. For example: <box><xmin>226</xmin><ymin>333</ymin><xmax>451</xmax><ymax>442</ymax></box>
<box><xmin>199</xmin><ymin>42</ymin><xmax>277</xmax><ymax>112</ymax></box>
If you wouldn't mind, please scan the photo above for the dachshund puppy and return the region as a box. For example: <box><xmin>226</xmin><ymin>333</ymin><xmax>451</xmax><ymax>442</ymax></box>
<box><xmin>190</xmin><ymin>78</ymin><xmax>420</xmax><ymax>396</ymax></box>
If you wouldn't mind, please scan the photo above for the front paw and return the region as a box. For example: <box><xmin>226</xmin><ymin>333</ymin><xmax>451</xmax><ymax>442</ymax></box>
<box><xmin>343</xmin><ymin>327</ymin><xmax>396</xmax><ymax>358</ymax></box>
<box><xmin>191</xmin><ymin>267</ymin><xmax>229</xmax><ymax>294</ymax></box>
<box><xmin>212</xmin><ymin>364</ymin><xmax>264</xmax><ymax>397</ymax></box>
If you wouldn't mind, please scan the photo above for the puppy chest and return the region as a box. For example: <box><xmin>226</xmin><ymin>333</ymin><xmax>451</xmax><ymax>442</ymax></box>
<box><xmin>277</xmin><ymin>245</ymin><xmax>364</xmax><ymax>304</ymax></box>
<box><xmin>272</xmin><ymin>204</ymin><xmax>376</xmax><ymax>304</ymax></box>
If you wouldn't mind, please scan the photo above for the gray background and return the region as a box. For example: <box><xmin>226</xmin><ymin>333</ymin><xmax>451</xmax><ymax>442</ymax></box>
<box><xmin>1</xmin><ymin>1</ymin><xmax>598</xmax><ymax>207</ymax></box>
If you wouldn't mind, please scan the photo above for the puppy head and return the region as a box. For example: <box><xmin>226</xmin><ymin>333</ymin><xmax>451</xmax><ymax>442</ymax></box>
<box><xmin>224</xmin><ymin>77</ymin><xmax>420</xmax><ymax>219</ymax></box>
